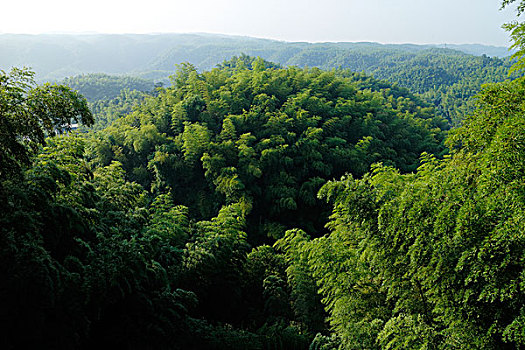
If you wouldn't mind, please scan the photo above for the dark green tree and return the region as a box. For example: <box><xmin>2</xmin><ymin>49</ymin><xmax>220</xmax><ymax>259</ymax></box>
<box><xmin>0</xmin><ymin>68</ymin><xmax>92</xmax><ymax>179</ymax></box>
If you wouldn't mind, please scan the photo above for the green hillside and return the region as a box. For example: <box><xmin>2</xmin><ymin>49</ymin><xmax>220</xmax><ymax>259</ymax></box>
<box><xmin>3</xmin><ymin>1</ymin><xmax>525</xmax><ymax>348</ymax></box>
<box><xmin>1</xmin><ymin>59</ymin><xmax>447</xmax><ymax>349</ymax></box>
<box><xmin>2</xmin><ymin>34</ymin><xmax>516</xmax><ymax>125</ymax></box>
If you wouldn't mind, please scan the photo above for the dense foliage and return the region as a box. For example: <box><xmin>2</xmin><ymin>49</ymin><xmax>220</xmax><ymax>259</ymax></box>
<box><xmin>275</xmin><ymin>6</ymin><xmax>525</xmax><ymax>346</ymax></box>
<box><xmin>1</xmin><ymin>59</ymin><xmax>446</xmax><ymax>349</ymax></box>
<box><xmin>0</xmin><ymin>69</ymin><xmax>302</xmax><ymax>348</ymax></box>
<box><xmin>503</xmin><ymin>0</ymin><xmax>525</xmax><ymax>74</ymax></box>
<box><xmin>61</xmin><ymin>73</ymin><xmax>155</xmax><ymax>102</ymax></box>
<box><xmin>83</xmin><ymin>89</ymin><xmax>148</xmax><ymax>131</ymax></box>
<box><xmin>0</xmin><ymin>68</ymin><xmax>92</xmax><ymax>179</ymax></box>
<box><xmin>3</xmin><ymin>34</ymin><xmax>517</xmax><ymax>125</ymax></box>
<box><xmin>278</xmin><ymin>75</ymin><xmax>525</xmax><ymax>349</ymax></box>
<box><xmin>87</xmin><ymin>58</ymin><xmax>446</xmax><ymax>241</ymax></box>
<box><xmin>55</xmin><ymin>52</ymin><xmax>517</xmax><ymax>133</ymax></box>
<box><xmin>2</xmin><ymin>3</ymin><xmax>525</xmax><ymax>347</ymax></box>
<box><xmin>60</xmin><ymin>74</ymin><xmax>157</xmax><ymax>131</ymax></box>
<box><xmin>0</xmin><ymin>33</ymin><xmax>512</xmax><ymax>81</ymax></box>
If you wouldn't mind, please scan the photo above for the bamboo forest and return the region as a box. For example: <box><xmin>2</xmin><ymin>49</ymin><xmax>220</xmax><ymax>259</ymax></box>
<box><xmin>2</xmin><ymin>1</ymin><xmax>525</xmax><ymax>349</ymax></box>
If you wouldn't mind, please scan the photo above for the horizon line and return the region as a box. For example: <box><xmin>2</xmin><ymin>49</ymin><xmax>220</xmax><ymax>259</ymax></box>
<box><xmin>0</xmin><ymin>31</ymin><xmax>513</xmax><ymax>49</ymax></box>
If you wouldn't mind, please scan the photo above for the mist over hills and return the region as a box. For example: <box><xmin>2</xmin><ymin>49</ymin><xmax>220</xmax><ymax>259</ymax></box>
<box><xmin>0</xmin><ymin>33</ymin><xmax>514</xmax><ymax>81</ymax></box>
<box><xmin>433</xmin><ymin>43</ymin><xmax>513</xmax><ymax>57</ymax></box>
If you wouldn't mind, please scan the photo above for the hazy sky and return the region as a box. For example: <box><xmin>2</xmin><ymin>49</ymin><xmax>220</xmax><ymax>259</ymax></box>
<box><xmin>1</xmin><ymin>0</ymin><xmax>520</xmax><ymax>46</ymax></box>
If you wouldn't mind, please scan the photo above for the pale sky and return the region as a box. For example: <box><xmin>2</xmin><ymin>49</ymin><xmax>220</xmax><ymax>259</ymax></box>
<box><xmin>1</xmin><ymin>0</ymin><xmax>520</xmax><ymax>46</ymax></box>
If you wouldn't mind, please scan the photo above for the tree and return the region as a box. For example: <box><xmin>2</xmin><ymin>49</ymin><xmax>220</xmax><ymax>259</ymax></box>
<box><xmin>0</xmin><ymin>68</ymin><xmax>92</xmax><ymax>179</ymax></box>
<box><xmin>88</xmin><ymin>60</ymin><xmax>446</xmax><ymax>244</ymax></box>
<box><xmin>502</xmin><ymin>0</ymin><xmax>525</xmax><ymax>72</ymax></box>
<box><xmin>292</xmin><ymin>76</ymin><xmax>525</xmax><ymax>349</ymax></box>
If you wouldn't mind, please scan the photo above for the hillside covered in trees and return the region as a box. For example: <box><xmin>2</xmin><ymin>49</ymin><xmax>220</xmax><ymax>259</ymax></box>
<box><xmin>3</xmin><ymin>1</ymin><xmax>525</xmax><ymax>349</ymax></box>
<box><xmin>0</xmin><ymin>33</ymin><xmax>514</xmax><ymax>80</ymax></box>
<box><xmin>3</xmin><ymin>33</ymin><xmax>515</xmax><ymax>124</ymax></box>
<box><xmin>1</xmin><ymin>57</ymin><xmax>448</xmax><ymax>349</ymax></box>
<box><xmin>46</xmin><ymin>37</ymin><xmax>517</xmax><ymax>128</ymax></box>
<box><xmin>58</xmin><ymin>47</ymin><xmax>517</xmax><ymax>132</ymax></box>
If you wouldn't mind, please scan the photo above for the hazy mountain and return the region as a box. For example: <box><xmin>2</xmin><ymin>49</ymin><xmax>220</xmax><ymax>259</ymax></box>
<box><xmin>432</xmin><ymin>43</ymin><xmax>514</xmax><ymax>58</ymax></box>
<box><xmin>0</xmin><ymin>33</ymin><xmax>514</xmax><ymax>81</ymax></box>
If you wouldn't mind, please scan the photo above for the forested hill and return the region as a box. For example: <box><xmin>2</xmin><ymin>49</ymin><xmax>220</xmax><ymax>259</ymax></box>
<box><xmin>4</xmin><ymin>0</ymin><xmax>525</xmax><ymax>348</ymax></box>
<box><xmin>1</xmin><ymin>59</ymin><xmax>447</xmax><ymax>349</ymax></box>
<box><xmin>61</xmin><ymin>73</ymin><xmax>155</xmax><ymax>102</ymax></box>
<box><xmin>4</xmin><ymin>50</ymin><xmax>525</xmax><ymax>349</ymax></box>
<box><xmin>7</xmin><ymin>34</ymin><xmax>511</xmax><ymax>126</ymax></box>
<box><xmin>58</xmin><ymin>53</ymin><xmax>518</xmax><ymax>129</ymax></box>
<box><xmin>0</xmin><ymin>33</ymin><xmax>513</xmax><ymax>82</ymax></box>
<box><xmin>2</xmin><ymin>34</ymin><xmax>516</xmax><ymax>125</ymax></box>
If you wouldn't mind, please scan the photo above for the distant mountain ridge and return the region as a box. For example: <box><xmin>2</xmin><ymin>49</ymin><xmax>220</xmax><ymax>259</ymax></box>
<box><xmin>2</xmin><ymin>33</ymin><xmax>517</xmax><ymax>126</ymax></box>
<box><xmin>432</xmin><ymin>43</ymin><xmax>513</xmax><ymax>58</ymax></box>
<box><xmin>0</xmin><ymin>33</ymin><xmax>514</xmax><ymax>81</ymax></box>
